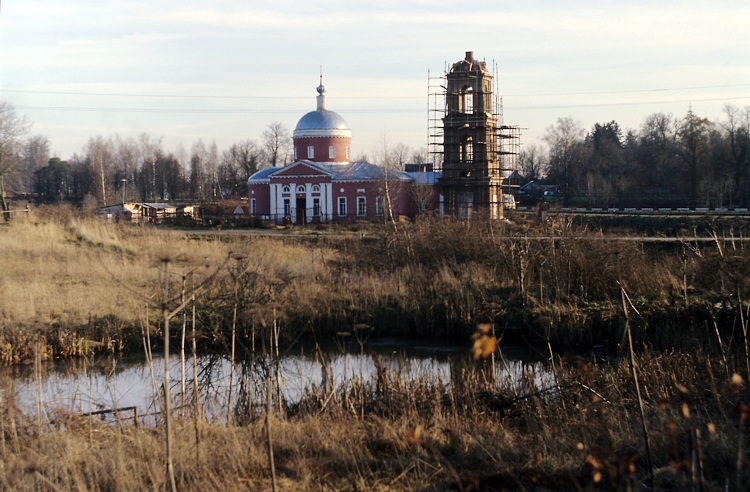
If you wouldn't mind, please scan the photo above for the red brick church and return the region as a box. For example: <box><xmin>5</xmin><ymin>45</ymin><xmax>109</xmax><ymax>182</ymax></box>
<box><xmin>247</xmin><ymin>79</ymin><xmax>434</xmax><ymax>224</ymax></box>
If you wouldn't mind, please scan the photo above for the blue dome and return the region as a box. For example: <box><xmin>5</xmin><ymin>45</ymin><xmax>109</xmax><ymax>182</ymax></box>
<box><xmin>295</xmin><ymin>109</ymin><xmax>349</xmax><ymax>133</ymax></box>
<box><xmin>293</xmin><ymin>81</ymin><xmax>352</xmax><ymax>139</ymax></box>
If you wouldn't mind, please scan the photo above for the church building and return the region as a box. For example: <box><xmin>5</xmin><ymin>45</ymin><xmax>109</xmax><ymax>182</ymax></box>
<box><xmin>247</xmin><ymin>52</ymin><xmax>517</xmax><ymax>224</ymax></box>
<box><xmin>247</xmin><ymin>80</ymin><xmax>423</xmax><ymax>224</ymax></box>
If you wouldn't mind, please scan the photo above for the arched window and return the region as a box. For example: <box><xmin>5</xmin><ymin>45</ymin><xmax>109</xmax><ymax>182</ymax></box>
<box><xmin>312</xmin><ymin>185</ymin><xmax>320</xmax><ymax>193</ymax></box>
<box><xmin>297</xmin><ymin>185</ymin><xmax>306</xmax><ymax>193</ymax></box>
<box><xmin>460</xmin><ymin>136</ymin><xmax>473</xmax><ymax>162</ymax></box>
<box><xmin>460</xmin><ymin>86</ymin><xmax>474</xmax><ymax>114</ymax></box>
<box><xmin>282</xmin><ymin>185</ymin><xmax>290</xmax><ymax>193</ymax></box>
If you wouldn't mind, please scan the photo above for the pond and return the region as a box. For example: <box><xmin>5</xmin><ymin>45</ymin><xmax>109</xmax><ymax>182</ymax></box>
<box><xmin>1</xmin><ymin>338</ymin><xmax>555</xmax><ymax>425</ymax></box>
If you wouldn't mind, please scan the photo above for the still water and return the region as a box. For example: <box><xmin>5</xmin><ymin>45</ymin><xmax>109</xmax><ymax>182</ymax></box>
<box><xmin>1</xmin><ymin>338</ymin><xmax>554</xmax><ymax>424</ymax></box>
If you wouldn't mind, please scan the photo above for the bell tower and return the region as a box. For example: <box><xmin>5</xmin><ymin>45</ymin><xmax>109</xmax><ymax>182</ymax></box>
<box><xmin>439</xmin><ymin>51</ymin><xmax>502</xmax><ymax>219</ymax></box>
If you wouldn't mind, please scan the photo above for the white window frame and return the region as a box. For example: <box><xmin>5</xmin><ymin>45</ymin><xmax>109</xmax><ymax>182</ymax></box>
<box><xmin>307</xmin><ymin>145</ymin><xmax>314</xmax><ymax>159</ymax></box>
<box><xmin>357</xmin><ymin>196</ymin><xmax>366</xmax><ymax>216</ymax></box>
<box><xmin>297</xmin><ymin>185</ymin><xmax>306</xmax><ymax>194</ymax></box>
<box><xmin>283</xmin><ymin>198</ymin><xmax>291</xmax><ymax>217</ymax></box>
<box><xmin>251</xmin><ymin>198</ymin><xmax>256</xmax><ymax>216</ymax></box>
<box><xmin>312</xmin><ymin>184</ymin><xmax>320</xmax><ymax>193</ymax></box>
<box><xmin>329</xmin><ymin>146</ymin><xmax>336</xmax><ymax>159</ymax></box>
<box><xmin>338</xmin><ymin>197</ymin><xmax>347</xmax><ymax>217</ymax></box>
<box><xmin>376</xmin><ymin>196</ymin><xmax>384</xmax><ymax>216</ymax></box>
<box><xmin>282</xmin><ymin>185</ymin><xmax>290</xmax><ymax>194</ymax></box>
<box><xmin>313</xmin><ymin>197</ymin><xmax>320</xmax><ymax>216</ymax></box>
<box><xmin>294</xmin><ymin>147</ymin><xmax>298</xmax><ymax>161</ymax></box>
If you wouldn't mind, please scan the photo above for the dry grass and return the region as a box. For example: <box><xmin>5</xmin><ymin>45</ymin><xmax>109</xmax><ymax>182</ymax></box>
<box><xmin>4</xmin><ymin>207</ymin><xmax>750</xmax><ymax>489</ymax></box>
<box><xmin>2</xmin><ymin>207</ymin><xmax>750</xmax><ymax>362</ymax></box>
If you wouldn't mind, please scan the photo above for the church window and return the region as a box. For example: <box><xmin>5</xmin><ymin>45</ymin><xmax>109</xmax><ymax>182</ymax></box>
<box><xmin>294</xmin><ymin>147</ymin><xmax>298</xmax><ymax>160</ymax></box>
<box><xmin>283</xmin><ymin>199</ymin><xmax>291</xmax><ymax>217</ymax></box>
<box><xmin>312</xmin><ymin>185</ymin><xmax>320</xmax><ymax>193</ymax></box>
<box><xmin>357</xmin><ymin>197</ymin><xmax>366</xmax><ymax>216</ymax></box>
<box><xmin>338</xmin><ymin>197</ymin><xmax>347</xmax><ymax>216</ymax></box>
<box><xmin>313</xmin><ymin>198</ymin><xmax>320</xmax><ymax>216</ymax></box>
<box><xmin>251</xmin><ymin>198</ymin><xmax>256</xmax><ymax>216</ymax></box>
<box><xmin>329</xmin><ymin>146</ymin><xmax>336</xmax><ymax>159</ymax></box>
<box><xmin>346</xmin><ymin>146</ymin><xmax>350</xmax><ymax>160</ymax></box>
<box><xmin>307</xmin><ymin>146</ymin><xmax>314</xmax><ymax>159</ymax></box>
<box><xmin>297</xmin><ymin>185</ymin><xmax>306</xmax><ymax>194</ymax></box>
<box><xmin>376</xmin><ymin>196</ymin><xmax>385</xmax><ymax>216</ymax></box>
<box><xmin>282</xmin><ymin>185</ymin><xmax>290</xmax><ymax>194</ymax></box>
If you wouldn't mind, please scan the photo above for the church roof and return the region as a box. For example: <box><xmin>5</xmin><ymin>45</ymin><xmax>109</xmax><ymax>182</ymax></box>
<box><xmin>294</xmin><ymin>110</ymin><xmax>350</xmax><ymax>134</ymax></box>
<box><xmin>247</xmin><ymin>167</ymin><xmax>282</xmax><ymax>183</ymax></box>
<box><xmin>332</xmin><ymin>161</ymin><xmax>411</xmax><ymax>182</ymax></box>
<box><xmin>293</xmin><ymin>80</ymin><xmax>352</xmax><ymax>139</ymax></box>
<box><xmin>247</xmin><ymin>161</ymin><xmax>413</xmax><ymax>184</ymax></box>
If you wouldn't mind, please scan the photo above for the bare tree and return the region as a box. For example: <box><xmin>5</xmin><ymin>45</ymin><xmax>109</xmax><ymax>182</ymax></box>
<box><xmin>262</xmin><ymin>122</ymin><xmax>292</xmax><ymax>167</ymax></box>
<box><xmin>190</xmin><ymin>140</ymin><xmax>208</xmax><ymax>201</ymax></box>
<box><xmin>391</xmin><ymin>142</ymin><xmax>411</xmax><ymax>170</ymax></box>
<box><xmin>543</xmin><ymin>117</ymin><xmax>585</xmax><ymax>206</ymax></box>
<box><xmin>720</xmin><ymin>104</ymin><xmax>750</xmax><ymax>206</ymax></box>
<box><xmin>139</xmin><ymin>133</ymin><xmax>163</xmax><ymax>201</ymax></box>
<box><xmin>637</xmin><ymin>113</ymin><xmax>679</xmax><ymax>195</ymax></box>
<box><xmin>22</xmin><ymin>134</ymin><xmax>50</xmax><ymax>194</ymax></box>
<box><xmin>84</xmin><ymin>136</ymin><xmax>116</xmax><ymax>206</ymax></box>
<box><xmin>113</xmin><ymin>136</ymin><xmax>142</xmax><ymax>203</ymax></box>
<box><xmin>374</xmin><ymin>133</ymin><xmax>400</xmax><ymax>228</ymax></box>
<box><xmin>410</xmin><ymin>146</ymin><xmax>429</xmax><ymax>165</ymax></box>
<box><xmin>353</xmin><ymin>152</ymin><xmax>369</xmax><ymax>163</ymax></box>
<box><xmin>221</xmin><ymin>140</ymin><xmax>262</xmax><ymax>196</ymax></box>
<box><xmin>519</xmin><ymin>142</ymin><xmax>547</xmax><ymax>182</ymax></box>
<box><xmin>677</xmin><ymin>109</ymin><xmax>712</xmax><ymax>207</ymax></box>
<box><xmin>0</xmin><ymin>101</ymin><xmax>31</xmax><ymax>219</ymax></box>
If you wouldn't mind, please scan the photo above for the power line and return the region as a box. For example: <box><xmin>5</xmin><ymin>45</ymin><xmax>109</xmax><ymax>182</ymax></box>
<box><xmin>13</xmin><ymin>95</ymin><xmax>750</xmax><ymax>115</ymax></box>
<box><xmin>506</xmin><ymin>84</ymin><xmax>750</xmax><ymax>97</ymax></box>
<box><xmin>2</xmin><ymin>83</ymin><xmax>749</xmax><ymax>100</ymax></box>
<box><xmin>0</xmin><ymin>88</ymin><xmax>418</xmax><ymax>100</ymax></box>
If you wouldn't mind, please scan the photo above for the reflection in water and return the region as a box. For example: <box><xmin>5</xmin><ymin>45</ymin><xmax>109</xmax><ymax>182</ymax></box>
<box><xmin>1</xmin><ymin>339</ymin><xmax>553</xmax><ymax>424</ymax></box>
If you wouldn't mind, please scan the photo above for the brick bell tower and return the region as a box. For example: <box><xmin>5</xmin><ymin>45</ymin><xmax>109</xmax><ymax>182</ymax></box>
<box><xmin>439</xmin><ymin>51</ymin><xmax>503</xmax><ymax>219</ymax></box>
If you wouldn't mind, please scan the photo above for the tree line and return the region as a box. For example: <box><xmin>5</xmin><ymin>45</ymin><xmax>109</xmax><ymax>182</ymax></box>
<box><xmin>520</xmin><ymin>104</ymin><xmax>750</xmax><ymax>208</ymax></box>
<box><xmin>1</xmin><ymin>101</ymin><xmax>297</xmax><ymax>209</ymax></box>
<box><xmin>3</xmin><ymin>100</ymin><xmax>749</xmax><ymax>213</ymax></box>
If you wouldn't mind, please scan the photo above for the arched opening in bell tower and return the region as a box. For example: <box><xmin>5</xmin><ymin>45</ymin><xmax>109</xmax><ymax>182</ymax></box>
<box><xmin>460</xmin><ymin>136</ymin><xmax>473</xmax><ymax>163</ymax></box>
<box><xmin>459</xmin><ymin>85</ymin><xmax>474</xmax><ymax>114</ymax></box>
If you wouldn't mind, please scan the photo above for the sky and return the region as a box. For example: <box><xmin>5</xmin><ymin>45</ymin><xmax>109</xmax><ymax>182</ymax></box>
<box><xmin>1</xmin><ymin>0</ymin><xmax>749</xmax><ymax>162</ymax></box>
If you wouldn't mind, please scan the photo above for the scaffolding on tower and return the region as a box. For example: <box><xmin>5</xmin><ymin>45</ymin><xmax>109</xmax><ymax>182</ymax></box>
<box><xmin>493</xmin><ymin>61</ymin><xmax>521</xmax><ymax>193</ymax></box>
<box><xmin>426</xmin><ymin>68</ymin><xmax>446</xmax><ymax>171</ymax></box>
<box><xmin>428</xmin><ymin>54</ymin><xmax>522</xmax><ymax>219</ymax></box>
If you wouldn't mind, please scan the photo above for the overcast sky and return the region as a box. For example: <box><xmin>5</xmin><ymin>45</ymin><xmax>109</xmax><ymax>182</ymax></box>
<box><xmin>1</xmin><ymin>0</ymin><xmax>748</xmax><ymax>161</ymax></box>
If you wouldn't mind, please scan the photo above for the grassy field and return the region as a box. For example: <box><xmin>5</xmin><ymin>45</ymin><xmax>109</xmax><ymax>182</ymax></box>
<box><xmin>1</xmin><ymin>206</ymin><xmax>750</xmax><ymax>489</ymax></box>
